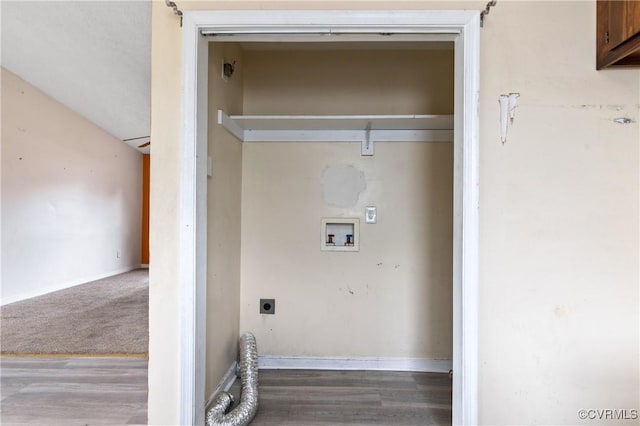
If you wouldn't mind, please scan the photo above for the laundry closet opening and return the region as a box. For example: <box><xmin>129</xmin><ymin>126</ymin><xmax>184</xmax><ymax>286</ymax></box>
<box><xmin>205</xmin><ymin>39</ymin><xmax>455</xmax><ymax>417</ymax></box>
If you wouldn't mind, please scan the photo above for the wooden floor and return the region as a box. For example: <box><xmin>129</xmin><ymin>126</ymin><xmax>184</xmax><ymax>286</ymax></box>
<box><xmin>1</xmin><ymin>361</ymin><xmax>450</xmax><ymax>426</ymax></box>
<box><xmin>0</xmin><ymin>356</ymin><xmax>147</xmax><ymax>425</ymax></box>
<box><xmin>226</xmin><ymin>369</ymin><xmax>452</xmax><ymax>426</ymax></box>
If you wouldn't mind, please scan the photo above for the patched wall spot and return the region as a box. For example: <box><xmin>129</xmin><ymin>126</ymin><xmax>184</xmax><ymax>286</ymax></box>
<box><xmin>321</xmin><ymin>164</ymin><xmax>366</xmax><ymax>208</ymax></box>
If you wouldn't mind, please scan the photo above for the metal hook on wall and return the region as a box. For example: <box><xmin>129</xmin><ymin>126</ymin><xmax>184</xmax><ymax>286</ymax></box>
<box><xmin>165</xmin><ymin>0</ymin><xmax>183</xmax><ymax>27</ymax></box>
<box><xmin>480</xmin><ymin>0</ymin><xmax>498</xmax><ymax>28</ymax></box>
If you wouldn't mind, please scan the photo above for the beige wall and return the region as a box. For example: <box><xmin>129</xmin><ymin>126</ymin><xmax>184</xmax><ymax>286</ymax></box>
<box><xmin>240</xmin><ymin>49</ymin><xmax>454</xmax><ymax>359</ymax></box>
<box><xmin>205</xmin><ymin>43</ymin><xmax>244</xmax><ymax>397</ymax></box>
<box><xmin>1</xmin><ymin>68</ymin><xmax>142</xmax><ymax>304</ymax></box>
<box><xmin>241</xmin><ymin>142</ymin><xmax>453</xmax><ymax>358</ymax></box>
<box><xmin>242</xmin><ymin>49</ymin><xmax>453</xmax><ymax>115</ymax></box>
<box><xmin>479</xmin><ymin>2</ymin><xmax>638</xmax><ymax>423</ymax></box>
<box><xmin>150</xmin><ymin>1</ymin><xmax>639</xmax><ymax>424</ymax></box>
<box><xmin>149</xmin><ymin>4</ymin><xmax>181</xmax><ymax>423</ymax></box>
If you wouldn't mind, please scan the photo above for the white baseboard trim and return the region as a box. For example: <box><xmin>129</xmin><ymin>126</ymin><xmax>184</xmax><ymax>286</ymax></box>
<box><xmin>258</xmin><ymin>356</ymin><xmax>452</xmax><ymax>373</ymax></box>
<box><xmin>0</xmin><ymin>265</ymin><xmax>140</xmax><ymax>306</ymax></box>
<box><xmin>205</xmin><ymin>361</ymin><xmax>238</xmax><ymax>410</ymax></box>
<box><xmin>140</xmin><ymin>264</ymin><xmax>149</xmax><ymax>269</ymax></box>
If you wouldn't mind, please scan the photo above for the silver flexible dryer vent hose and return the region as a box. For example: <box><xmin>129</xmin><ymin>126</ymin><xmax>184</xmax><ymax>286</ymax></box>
<box><xmin>206</xmin><ymin>332</ymin><xmax>259</xmax><ymax>426</ymax></box>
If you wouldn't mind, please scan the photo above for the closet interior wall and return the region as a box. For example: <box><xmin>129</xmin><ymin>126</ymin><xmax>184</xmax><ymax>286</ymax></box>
<box><xmin>206</xmin><ymin>42</ymin><xmax>244</xmax><ymax>397</ymax></box>
<box><xmin>206</xmin><ymin>42</ymin><xmax>455</xmax><ymax>397</ymax></box>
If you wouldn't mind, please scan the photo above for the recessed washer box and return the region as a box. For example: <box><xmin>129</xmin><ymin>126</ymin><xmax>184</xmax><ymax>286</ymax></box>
<box><xmin>321</xmin><ymin>218</ymin><xmax>359</xmax><ymax>252</ymax></box>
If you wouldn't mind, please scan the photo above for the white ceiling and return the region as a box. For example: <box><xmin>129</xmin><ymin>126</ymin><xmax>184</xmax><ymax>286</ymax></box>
<box><xmin>1</xmin><ymin>0</ymin><xmax>151</xmax><ymax>154</ymax></box>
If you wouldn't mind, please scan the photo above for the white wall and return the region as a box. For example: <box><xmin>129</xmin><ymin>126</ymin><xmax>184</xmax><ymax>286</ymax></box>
<box><xmin>478</xmin><ymin>2</ymin><xmax>638</xmax><ymax>424</ymax></box>
<box><xmin>149</xmin><ymin>2</ymin><xmax>639</xmax><ymax>424</ymax></box>
<box><xmin>240</xmin><ymin>49</ymin><xmax>454</xmax><ymax>360</ymax></box>
<box><xmin>1</xmin><ymin>68</ymin><xmax>142</xmax><ymax>304</ymax></box>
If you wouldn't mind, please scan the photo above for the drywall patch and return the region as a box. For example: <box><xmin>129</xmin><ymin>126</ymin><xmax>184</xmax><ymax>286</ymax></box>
<box><xmin>321</xmin><ymin>164</ymin><xmax>366</xmax><ymax>208</ymax></box>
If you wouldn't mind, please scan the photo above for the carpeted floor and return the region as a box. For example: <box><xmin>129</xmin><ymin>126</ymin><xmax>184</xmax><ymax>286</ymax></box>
<box><xmin>1</xmin><ymin>269</ymin><xmax>148</xmax><ymax>355</ymax></box>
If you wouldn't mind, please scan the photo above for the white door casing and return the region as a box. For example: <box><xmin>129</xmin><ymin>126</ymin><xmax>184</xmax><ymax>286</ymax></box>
<box><xmin>180</xmin><ymin>10</ymin><xmax>480</xmax><ymax>426</ymax></box>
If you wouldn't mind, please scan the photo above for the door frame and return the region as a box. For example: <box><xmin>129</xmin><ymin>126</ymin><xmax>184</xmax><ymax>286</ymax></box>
<box><xmin>179</xmin><ymin>10</ymin><xmax>480</xmax><ymax>425</ymax></box>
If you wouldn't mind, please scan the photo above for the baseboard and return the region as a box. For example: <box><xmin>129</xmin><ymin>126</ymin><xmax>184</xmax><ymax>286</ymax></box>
<box><xmin>140</xmin><ymin>264</ymin><xmax>149</xmax><ymax>269</ymax></box>
<box><xmin>205</xmin><ymin>361</ymin><xmax>238</xmax><ymax>410</ymax></box>
<box><xmin>202</xmin><ymin>357</ymin><xmax>449</xmax><ymax>412</ymax></box>
<box><xmin>0</xmin><ymin>265</ymin><xmax>140</xmax><ymax>306</ymax></box>
<box><xmin>258</xmin><ymin>356</ymin><xmax>452</xmax><ymax>373</ymax></box>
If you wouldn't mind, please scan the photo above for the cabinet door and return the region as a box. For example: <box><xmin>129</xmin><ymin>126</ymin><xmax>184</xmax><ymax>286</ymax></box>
<box><xmin>608</xmin><ymin>1</ymin><xmax>626</xmax><ymax>48</ymax></box>
<box><xmin>624</xmin><ymin>1</ymin><xmax>640</xmax><ymax>42</ymax></box>
<box><xmin>597</xmin><ymin>0</ymin><xmax>640</xmax><ymax>68</ymax></box>
<box><xmin>608</xmin><ymin>1</ymin><xmax>640</xmax><ymax>49</ymax></box>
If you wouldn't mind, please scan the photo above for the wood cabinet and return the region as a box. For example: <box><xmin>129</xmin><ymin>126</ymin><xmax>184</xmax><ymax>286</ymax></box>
<box><xmin>597</xmin><ymin>0</ymin><xmax>640</xmax><ymax>69</ymax></box>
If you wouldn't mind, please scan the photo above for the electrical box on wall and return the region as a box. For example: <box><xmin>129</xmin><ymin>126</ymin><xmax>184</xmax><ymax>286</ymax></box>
<box><xmin>321</xmin><ymin>218</ymin><xmax>359</xmax><ymax>252</ymax></box>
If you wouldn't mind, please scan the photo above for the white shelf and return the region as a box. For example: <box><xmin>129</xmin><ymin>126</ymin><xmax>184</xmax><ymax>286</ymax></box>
<box><xmin>217</xmin><ymin>110</ymin><xmax>454</xmax><ymax>143</ymax></box>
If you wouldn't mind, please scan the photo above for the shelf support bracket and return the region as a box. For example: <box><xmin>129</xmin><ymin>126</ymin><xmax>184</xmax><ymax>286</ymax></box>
<box><xmin>217</xmin><ymin>109</ymin><xmax>245</xmax><ymax>141</ymax></box>
<box><xmin>361</xmin><ymin>122</ymin><xmax>374</xmax><ymax>156</ymax></box>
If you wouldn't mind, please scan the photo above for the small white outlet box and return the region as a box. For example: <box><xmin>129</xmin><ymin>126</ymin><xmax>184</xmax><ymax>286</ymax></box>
<box><xmin>365</xmin><ymin>206</ymin><xmax>377</xmax><ymax>224</ymax></box>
